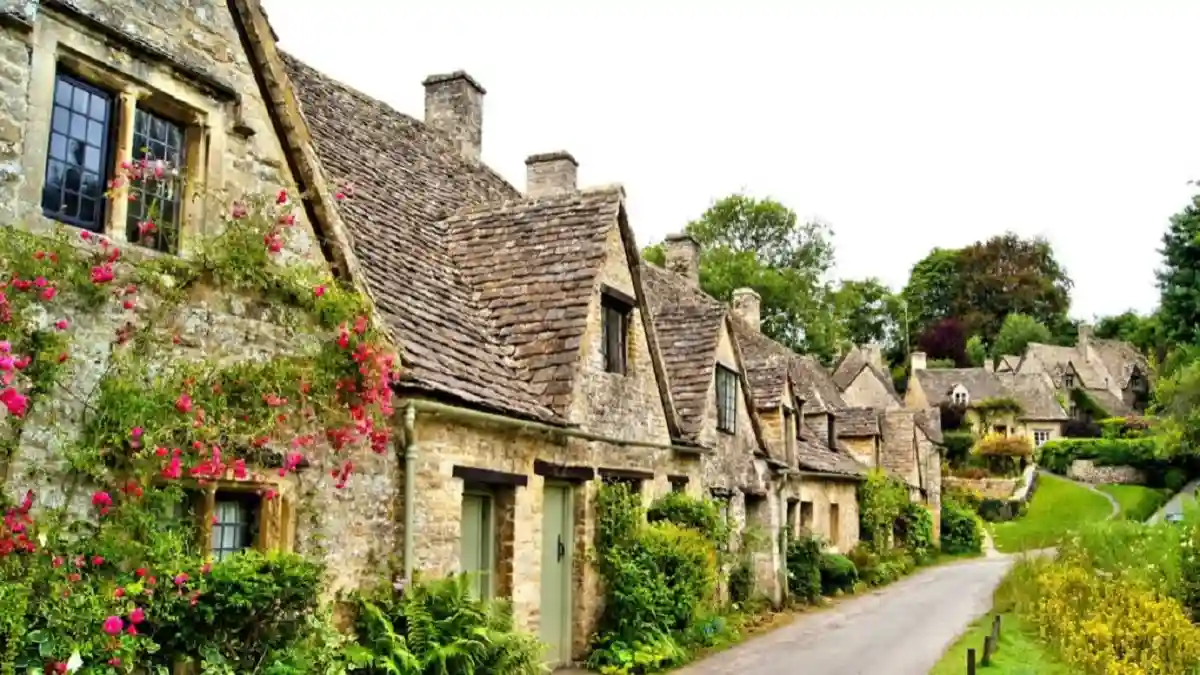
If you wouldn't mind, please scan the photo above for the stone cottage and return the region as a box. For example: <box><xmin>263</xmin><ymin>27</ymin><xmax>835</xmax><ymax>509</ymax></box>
<box><xmin>905</xmin><ymin>352</ymin><xmax>1069</xmax><ymax>448</ymax></box>
<box><xmin>722</xmin><ymin>280</ymin><xmax>867</xmax><ymax>555</ymax></box>
<box><xmin>1018</xmin><ymin>323</ymin><xmax>1151</xmax><ymax>417</ymax></box>
<box><xmin>0</xmin><ymin>0</ymin><xmax>393</xmax><ymax>616</ymax></box>
<box><xmin>833</xmin><ymin>343</ymin><xmax>903</xmax><ymax>410</ymax></box>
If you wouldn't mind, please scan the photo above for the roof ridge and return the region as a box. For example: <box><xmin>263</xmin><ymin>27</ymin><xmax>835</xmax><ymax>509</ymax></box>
<box><xmin>277</xmin><ymin>50</ymin><xmax>522</xmax><ymax>202</ymax></box>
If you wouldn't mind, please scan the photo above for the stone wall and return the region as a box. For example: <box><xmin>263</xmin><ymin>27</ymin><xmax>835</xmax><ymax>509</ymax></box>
<box><xmin>1068</xmin><ymin>459</ymin><xmax>1146</xmax><ymax>485</ymax></box>
<box><xmin>797</xmin><ymin>478</ymin><xmax>859</xmax><ymax>553</ymax></box>
<box><xmin>841</xmin><ymin>368</ymin><xmax>901</xmax><ymax>410</ymax></box>
<box><xmin>841</xmin><ymin>435</ymin><xmax>877</xmax><ymax>468</ymax></box>
<box><xmin>943</xmin><ymin>476</ymin><xmax>1019</xmax><ymax>499</ymax></box>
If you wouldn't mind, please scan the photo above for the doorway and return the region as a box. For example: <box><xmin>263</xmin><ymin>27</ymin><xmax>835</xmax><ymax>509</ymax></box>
<box><xmin>540</xmin><ymin>482</ymin><xmax>574</xmax><ymax>667</ymax></box>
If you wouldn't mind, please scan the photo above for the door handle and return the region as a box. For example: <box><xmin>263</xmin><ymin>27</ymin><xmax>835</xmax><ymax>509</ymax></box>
<box><xmin>557</xmin><ymin>535</ymin><xmax>566</xmax><ymax>562</ymax></box>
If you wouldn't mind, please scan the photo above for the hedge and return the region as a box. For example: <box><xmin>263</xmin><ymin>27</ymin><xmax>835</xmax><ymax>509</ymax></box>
<box><xmin>1036</xmin><ymin>437</ymin><xmax>1162</xmax><ymax>475</ymax></box>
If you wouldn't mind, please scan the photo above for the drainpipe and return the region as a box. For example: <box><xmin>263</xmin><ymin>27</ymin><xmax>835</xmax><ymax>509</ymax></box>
<box><xmin>397</xmin><ymin>397</ymin><xmax>707</xmax><ymax>583</ymax></box>
<box><xmin>403</xmin><ymin>403</ymin><xmax>417</xmax><ymax>584</ymax></box>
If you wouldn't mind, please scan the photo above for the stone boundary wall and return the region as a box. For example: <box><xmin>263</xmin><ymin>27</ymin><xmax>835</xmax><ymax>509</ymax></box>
<box><xmin>1068</xmin><ymin>459</ymin><xmax>1146</xmax><ymax>485</ymax></box>
<box><xmin>943</xmin><ymin>476</ymin><xmax>1019</xmax><ymax>499</ymax></box>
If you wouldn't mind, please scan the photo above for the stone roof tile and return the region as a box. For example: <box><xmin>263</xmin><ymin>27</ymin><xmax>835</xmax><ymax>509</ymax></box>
<box><xmin>837</xmin><ymin>407</ymin><xmax>881</xmax><ymax>437</ymax></box>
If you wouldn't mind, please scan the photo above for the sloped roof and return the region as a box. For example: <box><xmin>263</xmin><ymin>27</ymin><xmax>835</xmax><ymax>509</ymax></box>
<box><xmin>640</xmin><ymin>264</ymin><xmax>728</xmax><ymax>436</ymax></box>
<box><xmin>281</xmin><ymin>53</ymin><xmax>562</xmax><ymax>421</ymax></box>
<box><xmin>731</xmin><ymin>319</ymin><xmax>793</xmax><ymax>411</ymax></box>
<box><xmin>913</xmin><ymin>368</ymin><xmax>1068</xmax><ymax>421</ymax></box>
<box><xmin>1092</xmin><ymin>339</ymin><xmax>1149</xmax><ymax>391</ymax></box>
<box><xmin>796</xmin><ymin>431</ymin><xmax>868</xmax><ymax>478</ymax></box>
<box><xmin>1025</xmin><ymin>343</ymin><xmax>1108</xmax><ymax>390</ymax></box>
<box><xmin>1084</xmin><ymin>388</ymin><xmax>1134</xmax><ymax>418</ymax></box>
<box><xmin>443</xmin><ymin>188</ymin><xmax>623</xmax><ymax>415</ymax></box>
<box><xmin>837</xmin><ymin>407</ymin><xmax>881</xmax><ymax>437</ymax></box>
<box><xmin>914</xmin><ymin>408</ymin><xmax>944</xmax><ymax>444</ymax></box>
<box><xmin>794</xmin><ymin>356</ymin><xmax>846</xmax><ymax>413</ymax></box>
<box><xmin>832</xmin><ymin>347</ymin><xmax>901</xmax><ymax>403</ymax></box>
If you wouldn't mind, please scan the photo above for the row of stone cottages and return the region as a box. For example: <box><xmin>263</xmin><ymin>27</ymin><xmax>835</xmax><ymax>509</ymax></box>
<box><xmin>0</xmin><ymin>1</ymin><xmax>943</xmax><ymax>668</ymax></box>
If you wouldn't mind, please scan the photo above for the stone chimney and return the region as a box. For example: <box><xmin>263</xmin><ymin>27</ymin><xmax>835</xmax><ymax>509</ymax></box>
<box><xmin>863</xmin><ymin>343</ymin><xmax>884</xmax><ymax>371</ymax></box>
<box><xmin>827</xmin><ymin>412</ymin><xmax>837</xmax><ymax>450</ymax></box>
<box><xmin>664</xmin><ymin>233</ymin><xmax>700</xmax><ymax>286</ymax></box>
<box><xmin>732</xmin><ymin>288</ymin><xmax>761</xmax><ymax>332</ymax></box>
<box><xmin>911</xmin><ymin>351</ymin><xmax>927</xmax><ymax>372</ymax></box>
<box><xmin>422</xmin><ymin>71</ymin><xmax>485</xmax><ymax>163</ymax></box>
<box><xmin>1077</xmin><ymin>323</ymin><xmax>1093</xmax><ymax>352</ymax></box>
<box><xmin>525</xmin><ymin>152</ymin><xmax>577</xmax><ymax>198</ymax></box>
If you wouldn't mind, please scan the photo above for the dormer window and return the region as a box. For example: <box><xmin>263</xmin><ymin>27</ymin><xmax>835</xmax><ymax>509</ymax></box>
<box><xmin>600</xmin><ymin>287</ymin><xmax>634</xmax><ymax>375</ymax></box>
<box><xmin>951</xmin><ymin>385</ymin><xmax>969</xmax><ymax>406</ymax></box>
<box><xmin>1064</xmin><ymin>373</ymin><xmax>1075</xmax><ymax>389</ymax></box>
<box><xmin>716</xmin><ymin>365</ymin><xmax>738</xmax><ymax>434</ymax></box>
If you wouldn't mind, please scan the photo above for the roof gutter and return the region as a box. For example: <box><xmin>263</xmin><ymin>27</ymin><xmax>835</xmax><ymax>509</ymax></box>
<box><xmin>795</xmin><ymin>470</ymin><xmax>865</xmax><ymax>482</ymax></box>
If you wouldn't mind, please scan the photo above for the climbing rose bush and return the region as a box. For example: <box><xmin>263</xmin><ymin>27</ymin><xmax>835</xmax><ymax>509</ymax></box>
<box><xmin>0</xmin><ymin>161</ymin><xmax>394</xmax><ymax>673</ymax></box>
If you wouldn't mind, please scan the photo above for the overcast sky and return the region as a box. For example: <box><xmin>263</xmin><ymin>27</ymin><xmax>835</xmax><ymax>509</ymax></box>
<box><xmin>263</xmin><ymin>0</ymin><xmax>1200</xmax><ymax>321</ymax></box>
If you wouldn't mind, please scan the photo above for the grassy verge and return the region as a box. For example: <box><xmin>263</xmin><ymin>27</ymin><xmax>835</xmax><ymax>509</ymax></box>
<box><xmin>991</xmin><ymin>473</ymin><xmax>1113</xmax><ymax>552</ymax></box>
<box><xmin>928</xmin><ymin>612</ymin><xmax>1075</xmax><ymax>675</ymax></box>
<box><xmin>1097</xmin><ymin>484</ymin><xmax>1172</xmax><ymax>521</ymax></box>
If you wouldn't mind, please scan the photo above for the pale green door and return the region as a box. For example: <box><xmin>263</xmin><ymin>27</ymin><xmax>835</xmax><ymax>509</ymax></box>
<box><xmin>540</xmin><ymin>483</ymin><xmax>574</xmax><ymax>667</ymax></box>
<box><xmin>461</xmin><ymin>492</ymin><xmax>493</xmax><ymax>599</ymax></box>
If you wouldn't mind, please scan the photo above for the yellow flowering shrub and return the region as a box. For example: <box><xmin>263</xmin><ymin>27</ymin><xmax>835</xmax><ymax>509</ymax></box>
<box><xmin>1018</xmin><ymin>555</ymin><xmax>1200</xmax><ymax>675</ymax></box>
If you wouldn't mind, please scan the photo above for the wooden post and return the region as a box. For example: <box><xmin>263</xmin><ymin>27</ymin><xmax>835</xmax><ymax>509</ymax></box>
<box><xmin>982</xmin><ymin>635</ymin><xmax>994</xmax><ymax>666</ymax></box>
<box><xmin>991</xmin><ymin>615</ymin><xmax>1001</xmax><ymax>652</ymax></box>
<box><xmin>967</xmin><ymin>648</ymin><xmax>976</xmax><ymax>675</ymax></box>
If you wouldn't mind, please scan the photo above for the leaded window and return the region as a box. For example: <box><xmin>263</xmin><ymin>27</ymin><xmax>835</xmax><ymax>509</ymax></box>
<box><xmin>716</xmin><ymin>365</ymin><xmax>738</xmax><ymax>433</ymax></box>
<box><xmin>211</xmin><ymin>494</ymin><xmax>258</xmax><ymax>561</ymax></box>
<box><xmin>42</xmin><ymin>73</ymin><xmax>113</xmax><ymax>231</ymax></box>
<box><xmin>127</xmin><ymin>108</ymin><xmax>186</xmax><ymax>252</ymax></box>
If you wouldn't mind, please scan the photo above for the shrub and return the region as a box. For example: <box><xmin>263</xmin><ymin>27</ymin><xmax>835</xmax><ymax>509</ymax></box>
<box><xmin>1036</xmin><ymin>437</ymin><xmax>1162</xmax><ymax>475</ymax></box>
<box><xmin>353</xmin><ymin>574</ymin><xmax>545</xmax><ymax>675</ymax></box>
<box><xmin>938</xmin><ymin>402</ymin><xmax>968</xmax><ymax>431</ymax></box>
<box><xmin>1062</xmin><ymin>418</ymin><xmax>1102</xmax><ymax>438</ymax></box>
<box><xmin>848</xmin><ymin>546</ymin><xmax>914</xmax><ymax>587</ymax></box>
<box><xmin>973</xmin><ymin>432</ymin><xmax>1033</xmax><ymax>457</ymax></box>
<box><xmin>647</xmin><ymin>491</ymin><xmax>727</xmax><ymax>549</ymax></box>
<box><xmin>784</xmin><ymin>535</ymin><xmax>822</xmax><ymax>603</ymax></box>
<box><xmin>728</xmin><ymin>561</ymin><xmax>754</xmax><ymax>606</ymax></box>
<box><xmin>857</xmin><ymin>470</ymin><xmax>909</xmax><ymax>549</ymax></box>
<box><xmin>590</xmin><ymin>483</ymin><xmax>719</xmax><ymax>672</ymax></box>
<box><xmin>894</xmin><ymin>502</ymin><xmax>934</xmax><ymax>562</ymax></box>
<box><xmin>940</xmin><ymin>499</ymin><xmax>983</xmax><ymax>555</ymax></box>
<box><xmin>818</xmin><ymin>553</ymin><xmax>858</xmax><ymax>595</ymax></box>
<box><xmin>1166</xmin><ymin>467</ymin><xmax>1188</xmax><ymax>492</ymax></box>
<box><xmin>942</xmin><ymin>430</ymin><xmax>974</xmax><ymax>467</ymax></box>
<box><xmin>1098</xmin><ymin>415</ymin><xmax>1154</xmax><ymax>439</ymax></box>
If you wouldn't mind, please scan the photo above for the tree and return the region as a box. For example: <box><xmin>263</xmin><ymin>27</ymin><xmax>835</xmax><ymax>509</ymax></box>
<box><xmin>965</xmin><ymin>335</ymin><xmax>987</xmax><ymax>367</ymax></box>
<box><xmin>644</xmin><ymin>194</ymin><xmax>842</xmax><ymax>361</ymax></box>
<box><xmin>952</xmin><ymin>233</ymin><xmax>1073</xmax><ymax>343</ymax></box>
<box><xmin>992</xmin><ymin>313</ymin><xmax>1052</xmax><ymax>359</ymax></box>
<box><xmin>900</xmin><ymin>248</ymin><xmax>961</xmax><ymax>342</ymax></box>
<box><xmin>918</xmin><ymin>318</ymin><xmax>968</xmax><ymax>366</ymax></box>
<box><xmin>1158</xmin><ymin>194</ymin><xmax>1200</xmax><ymax>347</ymax></box>
<box><xmin>832</xmin><ymin>278</ymin><xmax>901</xmax><ymax>349</ymax></box>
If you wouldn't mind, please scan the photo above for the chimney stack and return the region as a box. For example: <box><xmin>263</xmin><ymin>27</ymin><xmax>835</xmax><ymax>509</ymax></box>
<box><xmin>732</xmin><ymin>288</ymin><xmax>761</xmax><ymax>332</ymax></box>
<box><xmin>863</xmin><ymin>344</ymin><xmax>884</xmax><ymax>371</ymax></box>
<box><xmin>422</xmin><ymin>71</ymin><xmax>485</xmax><ymax>163</ymax></box>
<box><xmin>911</xmin><ymin>351</ymin><xmax>927</xmax><ymax>372</ymax></box>
<box><xmin>1077</xmin><ymin>323</ymin><xmax>1093</xmax><ymax>353</ymax></box>
<box><xmin>664</xmin><ymin>233</ymin><xmax>700</xmax><ymax>286</ymax></box>
<box><xmin>525</xmin><ymin>152</ymin><xmax>578</xmax><ymax>198</ymax></box>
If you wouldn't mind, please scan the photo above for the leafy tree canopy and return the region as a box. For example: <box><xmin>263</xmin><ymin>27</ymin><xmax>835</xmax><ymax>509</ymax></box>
<box><xmin>1157</xmin><ymin>194</ymin><xmax>1200</xmax><ymax>347</ymax></box>
<box><xmin>1095</xmin><ymin>309</ymin><xmax>1167</xmax><ymax>363</ymax></box>
<box><xmin>643</xmin><ymin>194</ymin><xmax>842</xmax><ymax>361</ymax></box>
<box><xmin>918</xmin><ymin>317</ymin><xmax>968</xmax><ymax>367</ymax></box>
<box><xmin>965</xmin><ymin>335</ymin><xmax>987</xmax><ymax>367</ymax></box>
<box><xmin>993</xmin><ymin>313</ymin><xmax>1052</xmax><ymax>359</ymax></box>
<box><xmin>831</xmin><ymin>277</ymin><xmax>902</xmax><ymax>350</ymax></box>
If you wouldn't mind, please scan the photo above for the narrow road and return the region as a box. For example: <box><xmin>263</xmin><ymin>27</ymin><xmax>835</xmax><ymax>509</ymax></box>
<box><xmin>1148</xmin><ymin>477</ymin><xmax>1200</xmax><ymax>524</ymax></box>
<box><xmin>670</xmin><ymin>556</ymin><xmax>1015</xmax><ymax>675</ymax></box>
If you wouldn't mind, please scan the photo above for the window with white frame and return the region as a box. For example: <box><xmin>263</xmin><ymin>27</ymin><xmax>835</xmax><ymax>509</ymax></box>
<box><xmin>1033</xmin><ymin>430</ymin><xmax>1052</xmax><ymax>447</ymax></box>
<box><xmin>951</xmin><ymin>385</ymin><xmax>969</xmax><ymax>406</ymax></box>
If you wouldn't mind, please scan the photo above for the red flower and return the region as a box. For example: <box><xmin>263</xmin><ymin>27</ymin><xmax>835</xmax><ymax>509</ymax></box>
<box><xmin>54</xmin><ymin>319</ymin><xmax>68</xmax><ymax>331</ymax></box>
<box><xmin>276</xmin><ymin>189</ymin><xmax>288</xmax><ymax>205</ymax></box>
<box><xmin>130</xmin><ymin>607</ymin><xmax>145</xmax><ymax>624</ymax></box>
<box><xmin>231</xmin><ymin>202</ymin><xmax>247</xmax><ymax>219</ymax></box>
<box><xmin>91</xmin><ymin>555</ymin><xmax>104</xmax><ymax>566</ymax></box>
<box><xmin>114</xmin><ymin>587</ymin><xmax>125</xmax><ymax>598</ymax></box>
<box><xmin>0</xmin><ymin>388</ymin><xmax>28</xmax><ymax>417</ymax></box>
<box><xmin>91</xmin><ymin>491</ymin><xmax>112</xmax><ymax>509</ymax></box>
<box><xmin>135</xmin><ymin>567</ymin><xmax>147</xmax><ymax>577</ymax></box>
<box><xmin>175</xmin><ymin>393</ymin><xmax>193</xmax><ymax>414</ymax></box>
<box><xmin>313</xmin><ymin>285</ymin><xmax>326</xmax><ymax>297</ymax></box>
<box><xmin>39</xmin><ymin>287</ymin><xmax>56</xmax><ymax>301</ymax></box>
<box><xmin>102</xmin><ymin>616</ymin><xmax>123</xmax><ymax>636</ymax></box>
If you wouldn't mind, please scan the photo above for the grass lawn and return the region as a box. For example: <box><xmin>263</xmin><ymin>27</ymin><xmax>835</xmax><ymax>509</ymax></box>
<box><xmin>991</xmin><ymin>473</ymin><xmax>1113</xmax><ymax>553</ymax></box>
<box><xmin>1097</xmin><ymin>484</ymin><xmax>1172</xmax><ymax>521</ymax></box>
<box><xmin>929</xmin><ymin>613</ymin><xmax>1075</xmax><ymax>675</ymax></box>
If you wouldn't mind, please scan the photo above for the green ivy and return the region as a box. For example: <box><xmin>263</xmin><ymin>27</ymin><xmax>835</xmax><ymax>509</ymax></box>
<box><xmin>856</xmin><ymin>470</ymin><xmax>909</xmax><ymax>549</ymax></box>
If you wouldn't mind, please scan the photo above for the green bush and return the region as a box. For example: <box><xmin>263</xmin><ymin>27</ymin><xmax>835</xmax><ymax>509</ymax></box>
<box><xmin>353</xmin><ymin>574</ymin><xmax>544</xmax><ymax>675</ymax></box>
<box><xmin>1036</xmin><ymin>437</ymin><xmax>1162</xmax><ymax>475</ymax></box>
<box><xmin>589</xmin><ymin>483</ymin><xmax>719</xmax><ymax>673</ymax></box>
<box><xmin>647</xmin><ymin>491</ymin><xmax>727</xmax><ymax>549</ymax></box>
<box><xmin>895</xmin><ymin>502</ymin><xmax>935</xmax><ymax>562</ymax></box>
<box><xmin>785</xmin><ymin>535</ymin><xmax>823</xmax><ymax>603</ymax></box>
<box><xmin>1166</xmin><ymin>468</ymin><xmax>1188</xmax><ymax>492</ymax></box>
<box><xmin>942</xmin><ymin>430</ymin><xmax>975</xmax><ymax>467</ymax></box>
<box><xmin>818</xmin><ymin>553</ymin><xmax>858</xmax><ymax>595</ymax></box>
<box><xmin>728</xmin><ymin>561</ymin><xmax>754</xmax><ymax>606</ymax></box>
<box><xmin>1098</xmin><ymin>415</ymin><xmax>1154</xmax><ymax>439</ymax></box>
<box><xmin>858</xmin><ymin>470</ymin><xmax>910</xmax><ymax>549</ymax></box>
<box><xmin>941</xmin><ymin>499</ymin><xmax>984</xmax><ymax>555</ymax></box>
<box><xmin>847</xmin><ymin>546</ymin><xmax>915</xmax><ymax>587</ymax></box>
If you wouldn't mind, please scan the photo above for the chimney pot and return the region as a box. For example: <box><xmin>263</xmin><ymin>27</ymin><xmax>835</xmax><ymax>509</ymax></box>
<box><xmin>732</xmin><ymin>288</ymin><xmax>762</xmax><ymax>332</ymax></box>
<box><xmin>911</xmin><ymin>351</ymin><xmax>927</xmax><ymax>372</ymax></box>
<box><xmin>422</xmin><ymin>71</ymin><xmax>485</xmax><ymax>163</ymax></box>
<box><xmin>1077</xmin><ymin>323</ymin><xmax>1093</xmax><ymax>353</ymax></box>
<box><xmin>664</xmin><ymin>233</ymin><xmax>700</xmax><ymax>286</ymax></box>
<box><xmin>525</xmin><ymin>152</ymin><xmax>578</xmax><ymax>198</ymax></box>
<box><xmin>863</xmin><ymin>344</ymin><xmax>884</xmax><ymax>371</ymax></box>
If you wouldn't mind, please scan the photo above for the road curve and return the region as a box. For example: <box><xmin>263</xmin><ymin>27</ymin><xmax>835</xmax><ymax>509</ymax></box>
<box><xmin>669</xmin><ymin>556</ymin><xmax>1015</xmax><ymax>675</ymax></box>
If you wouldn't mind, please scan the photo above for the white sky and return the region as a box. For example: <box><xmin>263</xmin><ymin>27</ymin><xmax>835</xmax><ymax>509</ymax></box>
<box><xmin>263</xmin><ymin>0</ymin><xmax>1200</xmax><ymax>321</ymax></box>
